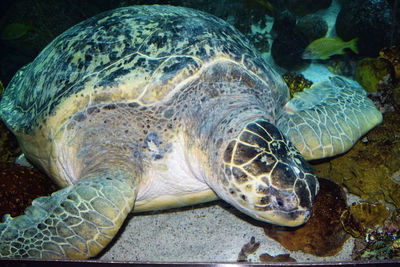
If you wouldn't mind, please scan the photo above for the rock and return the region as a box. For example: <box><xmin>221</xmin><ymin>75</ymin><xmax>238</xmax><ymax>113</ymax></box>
<box><xmin>311</xmin><ymin>112</ymin><xmax>400</xmax><ymax>209</ymax></box>
<box><xmin>270</xmin><ymin>9</ymin><xmax>297</xmax><ymax>39</ymax></box>
<box><xmin>296</xmin><ymin>15</ymin><xmax>328</xmax><ymax>43</ymax></box>
<box><xmin>379</xmin><ymin>46</ymin><xmax>400</xmax><ymax>79</ymax></box>
<box><xmin>271</xmin><ymin>29</ymin><xmax>310</xmax><ymax>71</ymax></box>
<box><xmin>259</xmin><ymin>253</ymin><xmax>296</xmax><ymax>262</ymax></box>
<box><xmin>237</xmin><ymin>236</ymin><xmax>260</xmax><ymax>262</ymax></box>
<box><xmin>264</xmin><ymin>178</ymin><xmax>349</xmax><ymax>257</ymax></box>
<box><xmin>355</xmin><ymin>57</ymin><xmax>394</xmax><ymax>93</ymax></box>
<box><xmin>285</xmin><ymin>0</ymin><xmax>332</xmax><ymax>16</ymax></box>
<box><xmin>325</xmin><ymin>58</ymin><xmax>356</xmax><ymax>77</ymax></box>
<box><xmin>340</xmin><ymin>202</ymin><xmax>391</xmax><ymax>238</ymax></box>
<box><xmin>335</xmin><ymin>0</ymin><xmax>398</xmax><ymax>57</ymax></box>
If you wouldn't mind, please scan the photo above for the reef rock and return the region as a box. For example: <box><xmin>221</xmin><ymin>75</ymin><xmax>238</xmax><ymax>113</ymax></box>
<box><xmin>380</xmin><ymin>46</ymin><xmax>400</xmax><ymax>80</ymax></box>
<box><xmin>340</xmin><ymin>202</ymin><xmax>391</xmax><ymax>238</ymax></box>
<box><xmin>311</xmin><ymin>112</ymin><xmax>400</xmax><ymax>209</ymax></box>
<box><xmin>335</xmin><ymin>0</ymin><xmax>398</xmax><ymax>57</ymax></box>
<box><xmin>264</xmin><ymin>178</ymin><xmax>349</xmax><ymax>257</ymax></box>
<box><xmin>271</xmin><ymin>28</ymin><xmax>310</xmax><ymax>71</ymax></box>
<box><xmin>270</xmin><ymin>9</ymin><xmax>297</xmax><ymax>39</ymax></box>
<box><xmin>285</xmin><ymin>0</ymin><xmax>332</xmax><ymax>16</ymax></box>
<box><xmin>325</xmin><ymin>58</ymin><xmax>356</xmax><ymax>77</ymax></box>
<box><xmin>295</xmin><ymin>15</ymin><xmax>328</xmax><ymax>43</ymax></box>
<box><xmin>355</xmin><ymin>57</ymin><xmax>394</xmax><ymax>93</ymax></box>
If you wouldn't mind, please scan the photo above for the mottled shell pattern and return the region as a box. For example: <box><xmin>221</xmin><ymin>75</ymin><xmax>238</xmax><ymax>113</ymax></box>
<box><xmin>0</xmin><ymin>5</ymin><xmax>287</xmax><ymax>136</ymax></box>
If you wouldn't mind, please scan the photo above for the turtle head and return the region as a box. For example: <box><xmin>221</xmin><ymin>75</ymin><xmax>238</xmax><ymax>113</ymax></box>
<box><xmin>219</xmin><ymin>120</ymin><xmax>319</xmax><ymax>227</ymax></box>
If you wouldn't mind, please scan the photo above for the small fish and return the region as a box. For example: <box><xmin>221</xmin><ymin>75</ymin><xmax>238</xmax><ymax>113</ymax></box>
<box><xmin>1</xmin><ymin>22</ymin><xmax>34</xmax><ymax>40</ymax></box>
<box><xmin>302</xmin><ymin>37</ymin><xmax>358</xmax><ymax>60</ymax></box>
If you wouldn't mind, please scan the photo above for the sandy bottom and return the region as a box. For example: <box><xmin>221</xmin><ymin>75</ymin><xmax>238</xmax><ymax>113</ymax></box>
<box><xmin>99</xmin><ymin>200</ymin><xmax>354</xmax><ymax>263</ymax></box>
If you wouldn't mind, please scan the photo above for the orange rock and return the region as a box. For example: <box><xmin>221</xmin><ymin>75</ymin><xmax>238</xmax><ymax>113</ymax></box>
<box><xmin>259</xmin><ymin>252</ymin><xmax>296</xmax><ymax>262</ymax></box>
<box><xmin>264</xmin><ymin>178</ymin><xmax>349</xmax><ymax>257</ymax></box>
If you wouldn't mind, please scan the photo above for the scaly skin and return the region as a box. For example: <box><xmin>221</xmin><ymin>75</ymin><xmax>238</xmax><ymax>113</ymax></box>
<box><xmin>277</xmin><ymin>77</ymin><xmax>382</xmax><ymax>160</ymax></box>
<box><xmin>0</xmin><ymin>170</ymin><xmax>136</xmax><ymax>259</ymax></box>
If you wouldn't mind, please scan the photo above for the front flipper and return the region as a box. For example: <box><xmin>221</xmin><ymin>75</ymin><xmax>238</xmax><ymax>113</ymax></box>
<box><xmin>0</xmin><ymin>169</ymin><xmax>136</xmax><ymax>259</ymax></box>
<box><xmin>277</xmin><ymin>76</ymin><xmax>382</xmax><ymax>160</ymax></box>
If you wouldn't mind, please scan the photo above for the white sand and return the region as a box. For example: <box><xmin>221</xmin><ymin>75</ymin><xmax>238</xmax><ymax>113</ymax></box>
<box><xmin>100</xmin><ymin>201</ymin><xmax>354</xmax><ymax>262</ymax></box>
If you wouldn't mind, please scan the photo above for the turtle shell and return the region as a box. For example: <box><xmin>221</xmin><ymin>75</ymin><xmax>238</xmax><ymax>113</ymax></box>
<box><xmin>0</xmin><ymin>5</ymin><xmax>287</xmax><ymax>135</ymax></box>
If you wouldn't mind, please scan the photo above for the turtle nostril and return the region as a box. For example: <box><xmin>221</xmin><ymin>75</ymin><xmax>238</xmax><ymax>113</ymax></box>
<box><xmin>272</xmin><ymin>191</ymin><xmax>298</xmax><ymax>211</ymax></box>
<box><xmin>276</xmin><ymin>199</ymin><xmax>284</xmax><ymax>207</ymax></box>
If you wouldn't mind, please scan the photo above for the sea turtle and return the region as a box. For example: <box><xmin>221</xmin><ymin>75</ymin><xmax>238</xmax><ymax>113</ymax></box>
<box><xmin>0</xmin><ymin>5</ymin><xmax>381</xmax><ymax>259</ymax></box>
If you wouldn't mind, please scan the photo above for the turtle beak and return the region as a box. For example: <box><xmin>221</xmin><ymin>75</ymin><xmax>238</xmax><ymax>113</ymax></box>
<box><xmin>257</xmin><ymin>208</ymin><xmax>312</xmax><ymax>227</ymax></box>
<box><xmin>256</xmin><ymin>188</ymin><xmax>312</xmax><ymax>227</ymax></box>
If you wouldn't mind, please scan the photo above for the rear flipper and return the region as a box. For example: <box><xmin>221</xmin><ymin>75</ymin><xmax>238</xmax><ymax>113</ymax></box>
<box><xmin>277</xmin><ymin>76</ymin><xmax>382</xmax><ymax>160</ymax></box>
<box><xmin>0</xmin><ymin>170</ymin><xmax>136</xmax><ymax>259</ymax></box>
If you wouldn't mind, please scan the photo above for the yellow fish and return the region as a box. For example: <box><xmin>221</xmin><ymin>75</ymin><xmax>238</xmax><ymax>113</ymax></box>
<box><xmin>302</xmin><ymin>37</ymin><xmax>359</xmax><ymax>60</ymax></box>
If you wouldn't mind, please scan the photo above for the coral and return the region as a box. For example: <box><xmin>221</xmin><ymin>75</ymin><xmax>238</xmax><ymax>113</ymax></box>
<box><xmin>352</xmin><ymin>229</ymin><xmax>400</xmax><ymax>260</ymax></box>
<box><xmin>264</xmin><ymin>178</ymin><xmax>349</xmax><ymax>257</ymax></box>
<box><xmin>311</xmin><ymin>112</ymin><xmax>400</xmax><ymax>209</ymax></box>
<box><xmin>259</xmin><ymin>253</ymin><xmax>296</xmax><ymax>262</ymax></box>
<box><xmin>0</xmin><ymin>162</ymin><xmax>58</xmax><ymax>218</ymax></box>
<box><xmin>353</xmin><ymin>209</ymin><xmax>400</xmax><ymax>259</ymax></box>
<box><xmin>355</xmin><ymin>57</ymin><xmax>394</xmax><ymax>93</ymax></box>
<box><xmin>340</xmin><ymin>202</ymin><xmax>390</xmax><ymax>238</ymax></box>
<box><xmin>282</xmin><ymin>72</ymin><xmax>313</xmax><ymax>98</ymax></box>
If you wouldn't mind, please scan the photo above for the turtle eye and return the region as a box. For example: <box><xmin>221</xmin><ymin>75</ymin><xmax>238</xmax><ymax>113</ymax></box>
<box><xmin>270</xmin><ymin>141</ymin><xmax>279</xmax><ymax>148</ymax></box>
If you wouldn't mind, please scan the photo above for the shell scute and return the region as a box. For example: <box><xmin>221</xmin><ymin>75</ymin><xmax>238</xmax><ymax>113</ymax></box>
<box><xmin>0</xmin><ymin>5</ymin><xmax>278</xmax><ymax>136</ymax></box>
